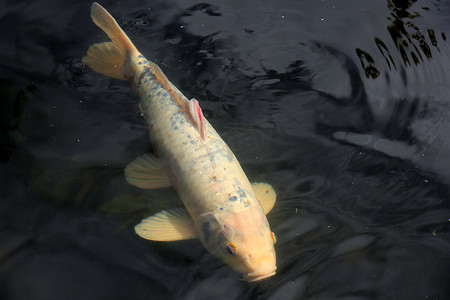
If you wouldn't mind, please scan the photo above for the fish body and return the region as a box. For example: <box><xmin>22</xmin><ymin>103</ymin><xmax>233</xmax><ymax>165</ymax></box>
<box><xmin>83</xmin><ymin>2</ymin><xmax>277</xmax><ymax>281</ymax></box>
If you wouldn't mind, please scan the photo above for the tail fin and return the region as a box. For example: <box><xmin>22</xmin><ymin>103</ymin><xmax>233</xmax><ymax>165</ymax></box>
<box><xmin>82</xmin><ymin>2</ymin><xmax>138</xmax><ymax>80</ymax></box>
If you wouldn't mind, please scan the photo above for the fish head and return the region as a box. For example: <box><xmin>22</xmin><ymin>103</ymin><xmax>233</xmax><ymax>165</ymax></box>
<box><xmin>195</xmin><ymin>204</ymin><xmax>277</xmax><ymax>281</ymax></box>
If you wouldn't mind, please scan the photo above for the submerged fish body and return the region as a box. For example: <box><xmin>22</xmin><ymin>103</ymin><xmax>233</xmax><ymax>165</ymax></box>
<box><xmin>83</xmin><ymin>2</ymin><xmax>277</xmax><ymax>281</ymax></box>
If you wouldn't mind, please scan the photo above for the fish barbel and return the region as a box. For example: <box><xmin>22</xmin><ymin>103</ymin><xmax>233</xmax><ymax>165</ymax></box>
<box><xmin>82</xmin><ymin>2</ymin><xmax>277</xmax><ymax>281</ymax></box>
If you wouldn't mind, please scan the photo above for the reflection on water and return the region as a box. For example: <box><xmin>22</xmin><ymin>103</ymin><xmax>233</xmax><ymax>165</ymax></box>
<box><xmin>1</xmin><ymin>0</ymin><xmax>450</xmax><ymax>299</ymax></box>
<box><xmin>338</xmin><ymin>0</ymin><xmax>450</xmax><ymax>184</ymax></box>
<box><xmin>356</xmin><ymin>0</ymin><xmax>446</xmax><ymax>79</ymax></box>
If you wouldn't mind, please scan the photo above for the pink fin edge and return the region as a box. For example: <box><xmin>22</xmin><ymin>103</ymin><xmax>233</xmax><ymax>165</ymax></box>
<box><xmin>188</xmin><ymin>98</ymin><xmax>206</xmax><ymax>139</ymax></box>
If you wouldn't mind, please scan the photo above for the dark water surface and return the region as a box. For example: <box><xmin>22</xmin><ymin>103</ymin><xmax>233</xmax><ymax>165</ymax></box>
<box><xmin>1</xmin><ymin>0</ymin><xmax>450</xmax><ymax>299</ymax></box>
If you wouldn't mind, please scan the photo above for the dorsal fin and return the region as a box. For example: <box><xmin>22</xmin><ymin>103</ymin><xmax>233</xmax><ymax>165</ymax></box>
<box><xmin>147</xmin><ymin>61</ymin><xmax>172</xmax><ymax>92</ymax></box>
<box><xmin>147</xmin><ymin>61</ymin><xmax>207</xmax><ymax>140</ymax></box>
<box><xmin>186</xmin><ymin>98</ymin><xmax>206</xmax><ymax>139</ymax></box>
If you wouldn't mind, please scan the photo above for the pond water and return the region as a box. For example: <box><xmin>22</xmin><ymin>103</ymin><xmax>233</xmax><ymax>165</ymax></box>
<box><xmin>1</xmin><ymin>0</ymin><xmax>450</xmax><ymax>299</ymax></box>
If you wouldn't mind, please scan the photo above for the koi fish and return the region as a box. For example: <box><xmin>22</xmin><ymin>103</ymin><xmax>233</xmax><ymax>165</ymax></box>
<box><xmin>82</xmin><ymin>2</ymin><xmax>277</xmax><ymax>281</ymax></box>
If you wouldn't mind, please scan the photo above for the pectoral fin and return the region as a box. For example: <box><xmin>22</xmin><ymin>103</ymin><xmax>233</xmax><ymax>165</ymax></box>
<box><xmin>252</xmin><ymin>182</ymin><xmax>276</xmax><ymax>215</ymax></box>
<box><xmin>125</xmin><ymin>154</ymin><xmax>172</xmax><ymax>189</ymax></box>
<box><xmin>135</xmin><ymin>207</ymin><xmax>196</xmax><ymax>241</ymax></box>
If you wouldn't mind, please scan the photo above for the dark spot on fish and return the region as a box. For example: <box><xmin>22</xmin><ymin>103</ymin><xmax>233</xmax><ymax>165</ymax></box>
<box><xmin>216</xmin><ymin>149</ymin><xmax>233</xmax><ymax>162</ymax></box>
<box><xmin>216</xmin><ymin>232</ymin><xmax>226</xmax><ymax>247</ymax></box>
<box><xmin>229</xmin><ymin>196</ymin><xmax>238</xmax><ymax>202</ymax></box>
<box><xmin>237</xmin><ymin>187</ymin><xmax>246</xmax><ymax>201</ymax></box>
<box><xmin>219</xmin><ymin>207</ymin><xmax>223</xmax><ymax>211</ymax></box>
<box><xmin>170</xmin><ymin>112</ymin><xmax>185</xmax><ymax>130</ymax></box>
<box><xmin>202</xmin><ymin>221</ymin><xmax>210</xmax><ymax>242</ymax></box>
<box><xmin>143</xmin><ymin>69</ymin><xmax>155</xmax><ymax>80</ymax></box>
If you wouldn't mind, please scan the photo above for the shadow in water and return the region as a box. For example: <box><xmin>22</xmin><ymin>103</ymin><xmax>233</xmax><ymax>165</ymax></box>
<box><xmin>0</xmin><ymin>79</ymin><xmax>36</xmax><ymax>162</ymax></box>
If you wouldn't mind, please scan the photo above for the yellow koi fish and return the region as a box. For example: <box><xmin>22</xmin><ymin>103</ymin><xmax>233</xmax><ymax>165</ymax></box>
<box><xmin>83</xmin><ymin>2</ymin><xmax>277</xmax><ymax>281</ymax></box>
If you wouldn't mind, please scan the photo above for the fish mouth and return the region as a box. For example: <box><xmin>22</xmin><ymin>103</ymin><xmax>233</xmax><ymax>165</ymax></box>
<box><xmin>244</xmin><ymin>271</ymin><xmax>276</xmax><ymax>282</ymax></box>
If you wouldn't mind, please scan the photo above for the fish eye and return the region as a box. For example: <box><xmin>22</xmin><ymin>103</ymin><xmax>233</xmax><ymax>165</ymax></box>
<box><xmin>271</xmin><ymin>232</ymin><xmax>277</xmax><ymax>244</ymax></box>
<box><xmin>225</xmin><ymin>242</ymin><xmax>237</xmax><ymax>255</ymax></box>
